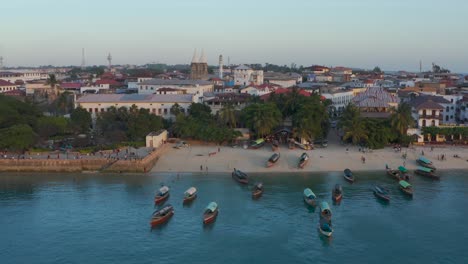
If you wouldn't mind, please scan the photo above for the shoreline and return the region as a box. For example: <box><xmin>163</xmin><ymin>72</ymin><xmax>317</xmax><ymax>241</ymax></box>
<box><xmin>151</xmin><ymin>144</ymin><xmax>468</xmax><ymax>174</ymax></box>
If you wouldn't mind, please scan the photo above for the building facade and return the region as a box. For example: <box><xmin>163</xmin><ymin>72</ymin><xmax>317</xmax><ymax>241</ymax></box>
<box><xmin>233</xmin><ymin>65</ymin><xmax>264</xmax><ymax>86</ymax></box>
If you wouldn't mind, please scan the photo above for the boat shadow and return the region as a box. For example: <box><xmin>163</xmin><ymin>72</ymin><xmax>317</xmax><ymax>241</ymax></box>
<box><xmin>203</xmin><ymin>221</ymin><xmax>217</xmax><ymax>231</ymax></box>
<box><xmin>303</xmin><ymin>201</ymin><xmax>316</xmax><ymax>213</ymax></box>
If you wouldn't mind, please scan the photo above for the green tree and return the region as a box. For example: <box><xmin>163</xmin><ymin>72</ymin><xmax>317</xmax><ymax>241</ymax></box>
<box><xmin>37</xmin><ymin>116</ymin><xmax>69</xmax><ymax>138</ymax></box>
<box><xmin>242</xmin><ymin>103</ymin><xmax>282</xmax><ymax>137</ymax></box>
<box><xmin>0</xmin><ymin>124</ymin><xmax>37</xmax><ymax>151</ymax></box>
<box><xmin>46</xmin><ymin>74</ymin><xmax>60</xmax><ymax>95</ymax></box>
<box><xmin>340</xmin><ymin>104</ymin><xmax>368</xmax><ymax>144</ymax></box>
<box><xmin>218</xmin><ymin>103</ymin><xmax>237</xmax><ymax>128</ymax></box>
<box><xmin>188</xmin><ymin>103</ymin><xmax>212</xmax><ymax>121</ymax></box>
<box><xmin>70</xmin><ymin>107</ymin><xmax>92</xmax><ymax>133</ymax></box>
<box><xmin>390</xmin><ymin>103</ymin><xmax>415</xmax><ymax>140</ymax></box>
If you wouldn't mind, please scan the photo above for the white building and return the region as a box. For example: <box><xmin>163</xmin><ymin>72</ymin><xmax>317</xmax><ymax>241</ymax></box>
<box><xmin>321</xmin><ymin>90</ymin><xmax>354</xmax><ymax>117</ymax></box>
<box><xmin>0</xmin><ymin>79</ymin><xmax>18</xmax><ymax>93</ymax></box>
<box><xmin>138</xmin><ymin>79</ymin><xmax>213</xmax><ymax>102</ymax></box>
<box><xmin>75</xmin><ymin>93</ymin><xmax>196</xmax><ymax>120</ymax></box>
<box><xmin>240</xmin><ymin>84</ymin><xmax>278</xmax><ymax>96</ymax></box>
<box><xmin>146</xmin><ymin>130</ymin><xmax>168</xmax><ymax>148</ymax></box>
<box><xmin>264</xmin><ymin>72</ymin><xmax>302</xmax><ymax>88</ymax></box>
<box><xmin>233</xmin><ymin>65</ymin><xmax>264</xmax><ymax>86</ymax></box>
<box><xmin>0</xmin><ymin>70</ymin><xmax>64</xmax><ymax>83</ymax></box>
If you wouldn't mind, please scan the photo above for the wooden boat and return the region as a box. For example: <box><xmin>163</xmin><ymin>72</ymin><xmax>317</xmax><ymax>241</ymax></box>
<box><xmin>416</xmin><ymin>156</ymin><xmax>436</xmax><ymax>170</ymax></box>
<box><xmin>267</xmin><ymin>153</ymin><xmax>280</xmax><ymax>168</ymax></box>
<box><xmin>415</xmin><ymin>166</ymin><xmax>440</xmax><ymax>180</ymax></box>
<box><xmin>399</xmin><ymin>180</ymin><xmax>413</xmax><ymax>197</ymax></box>
<box><xmin>398</xmin><ymin>166</ymin><xmax>411</xmax><ymax>181</ymax></box>
<box><xmin>271</xmin><ymin>140</ymin><xmax>279</xmax><ymax>151</ymax></box>
<box><xmin>320</xmin><ymin>201</ymin><xmax>332</xmax><ymax>222</ymax></box>
<box><xmin>294</xmin><ymin>141</ymin><xmax>312</xmax><ymax>150</ymax></box>
<box><xmin>183</xmin><ymin>187</ymin><xmax>197</xmax><ymax>204</ymax></box>
<box><xmin>249</xmin><ymin>138</ymin><xmax>265</xmax><ymax>149</ymax></box>
<box><xmin>343</xmin><ymin>168</ymin><xmax>354</xmax><ymax>183</ymax></box>
<box><xmin>386</xmin><ymin>168</ymin><xmax>402</xmax><ymax>181</ymax></box>
<box><xmin>332</xmin><ymin>184</ymin><xmax>343</xmax><ymax>202</ymax></box>
<box><xmin>203</xmin><ymin>202</ymin><xmax>218</xmax><ymax>225</ymax></box>
<box><xmin>252</xmin><ymin>183</ymin><xmax>264</xmax><ymax>199</ymax></box>
<box><xmin>150</xmin><ymin>205</ymin><xmax>174</xmax><ymax>227</ymax></box>
<box><xmin>318</xmin><ymin>218</ymin><xmax>333</xmax><ymax>237</ymax></box>
<box><xmin>154</xmin><ymin>186</ymin><xmax>170</xmax><ymax>204</ymax></box>
<box><xmin>373</xmin><ymin>185</ymin><xmax>390</xmax><ymax>202</ymax></box>
<box><xmin>232</xmin><ymin>168</ymin><xmax>248</xmax><ymax>184</ymax></box>
<box><xmin>303</xmin><ymin>188</ymin><xmax>317</xmax><ymax>206</ymax></box>
<box><xmin>298</xmin><ymin>152</ymin><xmax>309</xmax><ymax>169</ymax></box>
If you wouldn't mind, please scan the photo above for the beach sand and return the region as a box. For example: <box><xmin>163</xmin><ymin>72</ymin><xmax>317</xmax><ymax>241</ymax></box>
<box><xmin>151</xmin><ymin>143</ymin><xmax>468</xmax><ymax>173</ymax></box>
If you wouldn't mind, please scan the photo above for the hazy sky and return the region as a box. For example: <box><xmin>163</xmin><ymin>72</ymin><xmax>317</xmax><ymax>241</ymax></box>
<box><xmin>1</xmin><ymin>0</ymin><xmax>467</xmax><ymax>72</ymax></box>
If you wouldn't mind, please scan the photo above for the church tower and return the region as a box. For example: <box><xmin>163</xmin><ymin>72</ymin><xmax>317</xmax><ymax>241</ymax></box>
<box><xmin>190</xmin><ymin>49</ymin><xmax>208</xmax><ymax>80</ymax></box>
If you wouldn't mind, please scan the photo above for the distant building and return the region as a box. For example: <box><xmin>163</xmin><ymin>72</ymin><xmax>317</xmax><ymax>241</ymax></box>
<box><xmin>203</xmin><ymin>93</ymin><xmax>250</xmax><ymax>114</ymax></box>
<box><xmin>0</xmin><ymin>79</ymin><xmax>18</xmax><ymax>93</ymax></box>
<box><xmin>233</xmin><ymin>65</ymin><xmax>263</xmax><ymax>86</ymax></box>
<box><xmin>138</xmin><ymin>79</ymin><xmax>213</xmax><ymax>101</ymax></box>
<box><xmin>75</xmin><ymin>93</ymin><xmax>196</xmax><ymax>120</ymax></box>
<box><xmin>240</xmin><ymin>83</ymin><xmax>279</xmax><ymax>96</ymax></box>
<box><xmin>263</xmin><ymin>72</ymin><xmax>302</xmax><ymax>88</ymax></box>
<box><xmin>321</xmin><ymin>89</ymin><xmax>354</xmax><ymax>117</ymax></box>
<box><xmin>352</xmin><ymin>87</ymin><xmax>398</xmax><ymax>118</ymax></box>
<box><xmin>190</xmin><ymin>49</ymin><xmax>208</xmax><ymax>80</ymax></box>
<box><xmin>146</xmin><ymin>130</ymin><xmax>168</xmax><ymax>149</ymax></box>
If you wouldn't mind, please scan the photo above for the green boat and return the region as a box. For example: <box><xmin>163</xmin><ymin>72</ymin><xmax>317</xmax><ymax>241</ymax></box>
<box><xmin>398</xmin><ymin>166</ymin><xmax>411</xmax><ymax>181</ymax></box>
<box><xmin>417</xmin><ymin>156</ymin><xmax>436</xmax><ymax>170</ymax></box>
<box><xmin>303</xmin><ymin>188</ymin><xmax>317</xmax><ymax>206</ymax></box>
<box><xmin>249</xmin><ymin>138</ymin><xmax>265</xmax><ymax>149</ymax></box>
<box><xmin>320</xmin><ymin>201</ymin><xmax>332</xmax><ymax>221</ymax></box>
<box><xmin>415</xmin><ymin>166</ymin><xmax>439</xmax><ymax>180</ymax></box>
<box><xmin>399</xmin><ymin>180</ymin><xmax>413</xmax><ymax>197</ymax></box>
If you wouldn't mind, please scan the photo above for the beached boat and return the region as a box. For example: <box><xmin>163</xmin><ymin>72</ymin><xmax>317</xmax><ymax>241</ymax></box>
<box><xmin>318</xmin><ymin>218</ymin><xmax>333</xmax><ymax>237</ymax></box>
<box><xmin>267</xmin><ymin>153</ymin><xmax>280</xmax><ymax>168</ymax></box>
<box><xmin>373</xmin><ymin>185</ymin><xmax>390</xmax><ymax>202</ymax></box>
<box><xmin>399</xmin><ymin>180</ymin><xmax>413</xmax><ymax>197</ymax></box>
<box><xmin>298</xmin><ymin>152</ymin><xmax>309</xmax><ymax>169</ymax></box>
<box><xmin>398</xmin><ymin>166</ymin><xmax>411</xmax><ymax>181</ymax></box>
<box><xmin>232</xmin><ymin>168</ymin><xmax>249</xmax><ymax>184</ymax></box>
<box><xmin>272</xmin><ymin>140</ymin><xmax>279</xmax><ymax>151</ymax></box>
<box><xmin>416</xmin><ymin>156</ymin><xmax>436</xmax><ymax>170</ymax></box>
<box><xmin>154</xmin><ymin>186</ymin><xmax>170</xmax><ymax>204</ymax></box>
<box><xmin>249</xmin><ymin>138</ymin><xmax>265</xmax><ymax>149</ymax></box>
<box><xmin>183</xmin><ymin>187</ymin><xmax>197</xmax><ymax>204</ymax></box>
<box><xmin>252</xmin><ymin>183</ymin><xmax>264</xmax><ymax>199</ymax></box>
<box><xmin>332</xmin><ymin>184</ymin><xmax>343</xmax><ymax>202</ymax></box>
<box><xmin>415</xmin><ymin>166</ymin><xmax>440</xmax><ymax>180</ymax></box>
<box><xmin>150</xmin><ymin>205</ymin><xmax>174</xmax><ymax>227</ymax></box>
<box><xmin>320</xmin><ymin>201</ymin><xmax>332</xmax><ymax>221</ymax></box>
<box><xmin>303</xmin><ymin>188</ymin><xmax>317</xmax><ymax>206</ymax></box>
<box><xmin>386</xmin><ymin>168</ymin><xmax>402</xmax><ymax>181</ymax></box>
<box><xmin>294</xmin><ymin>141</ymin><xmax>312</xmax><ymax>150</ymax></box>
<box><xmin>203</xmin><ymin>202</ymin><xmax>218</xmax><ymax>225</ymax></box>
<box><xmin>343</xmin><ymin>168</ymin><xmax>354</xmax><ymax>183</ymax></box>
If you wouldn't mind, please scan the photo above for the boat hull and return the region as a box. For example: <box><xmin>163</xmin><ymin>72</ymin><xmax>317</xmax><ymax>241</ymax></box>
<box><xmin>332</xmin><ymin>193</ymin><xmax>342</xmax><ymax>202</ymax></box>
<box><xmin>399</xmin><ymin>187</ymin><xmax>413</xmax><ymax>197</ymax></box>
<box><xmin>415</xmin><ymin>170</ymin><xmax>440</xmax><ymax>180</ymax></box>
<box><xmin>304</xmin><ymin>197</ymin><xmax>316</xmax><ymax>207</ymax></box>
<box><xmin>252</xmin><ymin>189</ymin><xmax>263</xmax><ymax>199</ymax></box>
<box><xmin>154</xmin><ymin>193</ymin><xmax>169</xmax><ymax>204</ymax></box>
<box><xmin>298</xmin><ymin>160</ymin><xmax>308</xmax><ymax>169</ymax></box>
<box><xmin>203</xmin><ymin>210</ymin><xmax>218</xmax><ymax>225</ymax></box>
<box><xmin>343</xmin><ymin>175</ymin><xmax>354</xmax><ymax>183</ymax></box>
<box><xmin>183</xmin><ymin>194</ymin><xmax>197</xmax><ymax>204</ymax></box>
<box><xmin>387</xmin><ymin>169</ymin><xmax>402</xmax><ymax>181</ymax></box>
<box><xmin>150</xmin><ymin>211</ymin><xmax>174</xmax><ymax>227</ymax></box>
<box><xmin>373</xmin><ymin>191</ymin><xmax>390</xmax><ymax>202</ymax></box>
<box><xmin>232</xmin><ymin>172</ymin><xmax>248</xmax><ymax>184</ymax></box>
<box><xmin>266</xmin><ymin>161</ymin><xmax>276</xmax><ymax>168</ymax></box>
<box><xmin>318</xmin><ymin>225</ymin><xmax>333</xmax><ymax>237</ymax></box>
<box><xmin>416</xmin><ymin>160</ymin><xmax>436</xmax><ymax>170</ymax></box>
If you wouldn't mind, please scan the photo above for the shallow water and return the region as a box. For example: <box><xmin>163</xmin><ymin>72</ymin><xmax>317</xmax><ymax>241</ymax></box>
<box><xmin>1</xmin><ymin>170</ymin><xmax>467</xmax><ymax>264</ymax></box>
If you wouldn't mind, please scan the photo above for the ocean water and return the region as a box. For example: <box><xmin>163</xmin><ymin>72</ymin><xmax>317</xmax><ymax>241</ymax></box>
<box><xmin>1</xmin><ymin>170</ymin><xmax>467</xmax><ymax>264</ymax></box>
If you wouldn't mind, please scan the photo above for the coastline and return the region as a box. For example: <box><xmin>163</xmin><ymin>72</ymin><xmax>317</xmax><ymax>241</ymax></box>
<box><xmin>152</xmin><ymin>144</ymin><xmax>468</xmax><ymax>173</ymax></box>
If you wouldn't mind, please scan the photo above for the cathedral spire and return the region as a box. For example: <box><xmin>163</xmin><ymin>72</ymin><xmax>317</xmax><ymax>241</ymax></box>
<box><xmin>191</xmin><ymin>49</ymin><xmax>198</xmax><ymax>63</ymax></box>
<box><xmin>199</xmin><ymin>49</ymin><xmax>207</xmax><ymax>63</ymax></box>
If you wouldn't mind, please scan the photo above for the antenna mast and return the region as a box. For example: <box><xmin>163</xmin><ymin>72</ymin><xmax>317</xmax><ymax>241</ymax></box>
<box><xmin>81</xmin><ymin>48</ymin><xmax>86</xmax><ymax>69</ymax></box>
<box><xmin>107</xmin><ymin>53</ymin><xmax>112</xmax><ymax>70</ymax></box>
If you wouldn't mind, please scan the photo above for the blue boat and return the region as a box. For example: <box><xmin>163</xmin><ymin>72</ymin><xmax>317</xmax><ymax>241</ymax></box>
<box><xmin>416</xmin><ymin>156</ymin><xmax>436</xmax><ymax>170</ymax></box>
<box><xmin>303</xmin><ymin>188</ymin><xmax>317</xmax><ymax>206</ymax></box>
<box><xmin>320</xmin><ymin>201</ymin><xmax>332</xmax><ymax>221</ymax></box>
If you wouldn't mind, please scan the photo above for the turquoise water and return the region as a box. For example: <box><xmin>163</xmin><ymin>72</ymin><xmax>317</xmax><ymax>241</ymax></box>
<box><xmin>1</xmin><ymin>171</ymin><xmax>467</xmax><ymax>264</ymax></box>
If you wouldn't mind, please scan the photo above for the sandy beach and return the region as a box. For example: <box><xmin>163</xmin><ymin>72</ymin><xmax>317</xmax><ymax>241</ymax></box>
<box><xmin>152</xmin><ymin>143</ymin><xmax>468</xmax><ymax>173</ymax></box>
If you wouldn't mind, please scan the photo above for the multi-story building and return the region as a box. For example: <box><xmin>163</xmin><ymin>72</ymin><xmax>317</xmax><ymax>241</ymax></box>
<box><xmin>321</xmin><ymin>89</ymin><xmax>354</xmax><ymax>117</ymax></box>
<box><xmin>138</xmin><ymin>79</ymin><xmax>213</xmax><ymax>101</ymax></box>
<box><xmin>240</xmin><ymin>83</ymin><xmax>279</xmax><ymax>97</ymax></box>
<box><xmin>203</xmin><ymin>93</ymin><xmax>250</xmax><ymax>114</ymax></box>
<box><xmin>75</xmin><ymin>93</ymin><xmax>196</xmax><ymax>120</ymax></box>
<box><xmin>263</xmin><ymin>72</ymin><xmax>302</xmax><ymax>88</ymax></box>
<box><xmin>233</xmin><ymin>65</ymin><xmax>263</xmax><ymax>86</ymax></box>
<box><xmin>352</xmin><ymin>87</ymin><xmax>399</xmax><ymax>118</ymax></box>
<box><xmin>0</xmin><ymin>79</ymin><xmax>18</xmax><ymax>93</ymax></box>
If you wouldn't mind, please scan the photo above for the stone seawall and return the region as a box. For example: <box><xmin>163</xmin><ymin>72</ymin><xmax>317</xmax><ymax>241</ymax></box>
<box><xmin>0</xmin><ymin>159</ymin><xmax>108</xmax><ymax>172</ymax></box>
<box><xmin>0</xmin><ymin>144</ymin><xmax>170</xmax><ymax>173</ymax></box>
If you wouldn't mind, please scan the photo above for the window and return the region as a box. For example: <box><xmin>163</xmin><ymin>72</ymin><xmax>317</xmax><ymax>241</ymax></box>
<box><xmin>158</xmin><ymin>109</ymin><xmax>162</xmax><ymax>115</ymax></box>
<box><xmin>431</xmin><ymin>120</ymin><xmax>436</xmax><ymax>127</ymax></box>
<box><xmin>446</xmin><ymin>116</ymin><xmax>449</xmax><ymax>121</ymax></box>
<box><xmin>164</xmin><ymin>109</ymin><xmax>168</xmax><ymax>115</ymax></box>
<box><xmin>101</xmin><ymin>108</ymin><xmax>105</xmax><ymax>112</ymax></box>
<box><xmin>422</xmin><ymin>120</ymin><xmax>426</xmax><ymax>127</ymax></box>
<box><xmin>89</xmin><ymin>108</ymin><xmax>93</xmax><ymax>112</ymax></box>
<box><xmin>95</xmin><ymin>108</ymin><xmax>98</xmax><ymax>113</ymax></box>
<box><xmin>446</xmin><ymin>106</ymin><xmax>450</xmax><ymax>112</ymax></box>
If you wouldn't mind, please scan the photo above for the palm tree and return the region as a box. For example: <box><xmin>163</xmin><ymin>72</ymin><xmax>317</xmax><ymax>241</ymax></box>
<box><xmin>242</xmin><ymin>103</ymin><xmax>282</xmax><ymax>137</ymax></box>
<box><xmin>342</xmin><ymin>116</ymin><xmax>368</xmax><ymax>145</ymax></box>
<box><xmin>46</xmin><ymin>74</ymin><xmax>59</xmax><ymax>96</ymax></box>
<box><xmin>390</xmin><ymin>103</ymin><xmax>415</xmax><ymax>138</ymax></box>
<box><xmin>219</xmin><ymin>103</ymin><xmax>237</xmax><ymax>128</ymax></box>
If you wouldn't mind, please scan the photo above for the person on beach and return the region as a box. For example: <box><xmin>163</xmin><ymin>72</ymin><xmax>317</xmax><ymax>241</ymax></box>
<box><xmin>200</xmin><ymin>165</ymin><xmax>203</xmax><ymax>171</ymax></box>
<box><xmin>206</xmin><ymin>166</ymin><xmax>208</xmax><ymax>171</ymax></box>
<box><xmin>421</xmin><ymin>150</ymin><xmax>424</xmax><ymax>156</ymax></box>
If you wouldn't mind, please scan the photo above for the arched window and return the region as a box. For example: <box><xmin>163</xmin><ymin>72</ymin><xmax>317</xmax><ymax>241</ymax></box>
<box><xmin>422</xmin><ymin>119</ymin><xmax>426</xmax><ymax>127</ymax></box>
<box><xmin>446</xmin><ymin>106</ymin><xmax>450</xmax><ymax>112</ymax></box>
<box><xmin>431</xmin><ymin>120</ymin><xmax>436</xmax><ymax>126</ymax></box>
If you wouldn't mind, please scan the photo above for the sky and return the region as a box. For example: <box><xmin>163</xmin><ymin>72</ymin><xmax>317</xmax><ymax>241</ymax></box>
<box><xmin>1</xmin><ymin>0</ymin><xmax>467</xmax><ymax>72</ymax></box>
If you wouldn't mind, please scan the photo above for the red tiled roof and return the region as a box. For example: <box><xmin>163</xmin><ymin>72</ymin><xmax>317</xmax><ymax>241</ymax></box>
<box><xmin>0</xmin><ymin>79</ymin><xmax>16</xmax><ymax>86</ymax></box>
<box><xmin>2</xmin><ymin>89</ymin><xmax>25</xmax><ymax>96</ymax></box>
<box><xmin>60</xmin><ymin>82</ymin><xmax>82</xmax><ymax>89</ymax></box>
<box><xmin>95</xmin><ymin>79</ymin><xmax>121</xmax><ymax>85</ymax></box>
<box><xmin>260</xmin><ymin>88</ymin><xmax>311</xmax><ymax>100</ymax></box>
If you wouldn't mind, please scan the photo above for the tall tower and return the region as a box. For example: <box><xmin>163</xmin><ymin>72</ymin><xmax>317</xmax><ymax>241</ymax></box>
<box><xmin>190</xmin><ymin>49</ymin><xmax>208</xmax><ymax>80</ymax></box>
<box><xmin>219</xmin><ymin>55</ymin><xmax>223</xmax><ymax>79</ymax></box>
<box><xmin>419</xmin><ymin>60</ymin><xmax>422</xmax><ymax>73</ymax></box>
<box><xmin>0</xmin><ymin>56</ymin><xmax>3</xmax><ymax>70</ymax></box>
<box><xmin>81</xmin><ymin>48</ymin><xmax>86</xmax><ymax>69</ymax></box>
<box><xmin>107</xmin><ymin>53</ymin><xmax>112</xmax><ymax>70</ymax></box>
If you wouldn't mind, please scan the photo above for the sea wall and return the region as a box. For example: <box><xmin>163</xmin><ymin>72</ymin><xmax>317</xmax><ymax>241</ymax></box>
<box><xmin>0</xmin><ymin>144</ymin><xmax>170</xmax><ymax>173</ymax></box>
<box><xmin>0</xmin><ymin>159</ymin><xmax>108</xmax><ymax>172</ymax></box>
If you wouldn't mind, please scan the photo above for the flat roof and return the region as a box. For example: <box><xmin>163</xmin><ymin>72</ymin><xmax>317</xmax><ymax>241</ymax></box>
<box><xmin>76</xmin><ymin>94</ymin><xmax>193</xmax><ymax>103</ymax></box>
<box><xmin>139</xmin><ymin>79</ymin><xmax>212</xmax><ymax>86</ymax></box>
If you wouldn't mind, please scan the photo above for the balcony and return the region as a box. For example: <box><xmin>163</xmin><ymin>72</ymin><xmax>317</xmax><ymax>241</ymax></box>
<box><xmin>420</xmin><ymin>114</ymin><xmax>443</xmax><ymax>120</ymax></box>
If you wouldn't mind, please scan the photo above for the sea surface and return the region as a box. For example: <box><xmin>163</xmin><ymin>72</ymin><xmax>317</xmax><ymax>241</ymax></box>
<box><xmin>1</xmin><ymin>170</ymin><xmax>467</xmax><ymax>264</ymax></box>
